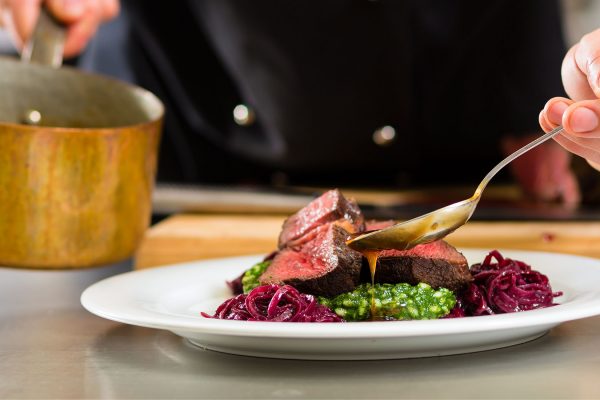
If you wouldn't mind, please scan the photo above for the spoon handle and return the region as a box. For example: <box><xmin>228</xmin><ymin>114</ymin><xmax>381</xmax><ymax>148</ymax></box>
<box><xmin>21</xmin><ymin>7</ymin><xmax>66</xmax><ymax>68</ymax></box>
<box><xmin>475</xmin><ymin>125</ymin><xmax>564</xmax><ymax>195</ymax></box>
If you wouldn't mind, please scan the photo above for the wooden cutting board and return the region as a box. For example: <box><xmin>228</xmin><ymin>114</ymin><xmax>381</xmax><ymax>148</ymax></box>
<box><xmin>134</xmin><ymin>214</ymin><xmax>600</xmax><ymax>269</ymax></box>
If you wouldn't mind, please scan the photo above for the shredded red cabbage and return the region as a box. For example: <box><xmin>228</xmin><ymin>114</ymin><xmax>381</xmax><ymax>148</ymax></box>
<box><xmin>202</xmin><ymin>284</ymin><xmax>344</xmax><ymax>322</ymax></box>
<box><xmin>456</xmin><ymin>250</ymin><xmax>562</xmax><ymax>316</ymax></box>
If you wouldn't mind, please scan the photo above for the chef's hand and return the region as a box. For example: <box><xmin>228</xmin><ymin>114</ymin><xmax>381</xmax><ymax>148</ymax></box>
<box><xmin>0</xmin><ymin>0</ymin><xmax>119</xmax><ymax>58</ymax></box>
<box><xmin>501</xmin><ymin>134</ymin><xmax>580</xmax><ymax>207</ymax></box>
<box><xmin>540</xmin><ymin>28</ymin><xmax>600</xmax><ymax>173</ymax></box>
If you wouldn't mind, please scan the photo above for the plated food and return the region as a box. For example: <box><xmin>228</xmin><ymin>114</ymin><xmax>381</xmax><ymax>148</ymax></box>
<box><xmin>203</xmin><ymin>190</ymin><xmax>562</xmax><ymax>322</ymax></box>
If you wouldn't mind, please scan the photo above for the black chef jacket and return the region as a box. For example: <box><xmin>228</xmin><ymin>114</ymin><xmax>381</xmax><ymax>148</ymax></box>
<box><xmin>89</xmin><ymin>0</ymin><xmax>566</xmax><ymax>187</ymax></box>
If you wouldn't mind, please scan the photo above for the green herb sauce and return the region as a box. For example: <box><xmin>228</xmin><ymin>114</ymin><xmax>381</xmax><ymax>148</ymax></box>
<box><xmin>241</xmin><ymin>261</ymin><xmax>271</xmax><ymax>293</ymax></box>
<box><xmin>319</xmin><ymin>282</ymin><xmax>456</xmax><ymax>321</ymax></box>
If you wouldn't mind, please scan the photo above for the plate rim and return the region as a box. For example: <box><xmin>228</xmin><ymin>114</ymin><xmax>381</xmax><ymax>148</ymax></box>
<box><xmin>81</xmin><ymin>248</ymin><xmax>600</xmax><ymax>339</ymax></box>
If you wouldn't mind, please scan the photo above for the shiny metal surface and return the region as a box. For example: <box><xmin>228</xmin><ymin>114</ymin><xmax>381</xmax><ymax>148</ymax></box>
<box><xmin>2</xmin><ymin>263</ymin><xmax>600</xmax><ymax>398</ymax></box>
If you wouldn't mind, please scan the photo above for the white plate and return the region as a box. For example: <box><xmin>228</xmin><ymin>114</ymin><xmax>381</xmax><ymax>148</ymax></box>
<box><xmin>81</xmin><ymin>249</ymin><xmax>600</xmax><ymax>360</ymax></box>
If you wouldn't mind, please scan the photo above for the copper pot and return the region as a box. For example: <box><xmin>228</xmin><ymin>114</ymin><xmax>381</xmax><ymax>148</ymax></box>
<box><xmin>0</xmin><ymin>10</ymin><xmax>163</xmax><ymax>268</ymax></box>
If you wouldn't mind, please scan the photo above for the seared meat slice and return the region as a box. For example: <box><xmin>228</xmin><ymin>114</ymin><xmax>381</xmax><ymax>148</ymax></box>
<box><xmin>364</xmin><ymin>219</ymin><xmax>396</xmax><ymax>232</ymax></box>
<box><xmin>364</xmin><ymin>240</ymin><xmax>472</xmax><ymax>292</ymax></box>
<box><xmin>278</xmin><ymin>189</ymin><xmax>364</xmax><ymax>249</ymax></box>
<box><xmin>261</xmin><ymin>224</ymin><xmax>362</xmax><ymax>297</ymax></box>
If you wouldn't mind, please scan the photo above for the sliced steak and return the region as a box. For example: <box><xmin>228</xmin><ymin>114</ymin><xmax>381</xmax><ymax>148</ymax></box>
<box><xmin>364</xmin><ymin>240</ymin><xmax>472</xmax><ymax>292</ymax></box>
<box><xmin>364</xmin><ymin>219</ymin><xmax>396</xmax><ymax>232</ymax></box>
<box><xmin>261</xmin><ymin>224</ymin><xmax>362</xmax><ymax>297</ymax></box>
<box><xmin>278</xmin><ymin>189</ymin><xmax>364</xmax><ymax>249</ymax></box>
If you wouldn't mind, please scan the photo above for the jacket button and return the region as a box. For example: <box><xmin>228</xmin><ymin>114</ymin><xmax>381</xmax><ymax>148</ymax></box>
<box><xmin>233</xmin><ymin>104</ymin><xmax>255</xmax><ymax>126</ymax></box>
<box><xmin>372</xmin><ymin>125</ymin><xmax>396</xmax><ymax>146</ymax></box>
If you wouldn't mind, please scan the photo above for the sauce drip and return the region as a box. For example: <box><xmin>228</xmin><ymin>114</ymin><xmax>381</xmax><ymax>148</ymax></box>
<box><xmin>363</xmin><ymin>250</ymin><xmax>379</xmax><ymax>286</ymax></box>
<box><xmin>362</xmin><ymin>250</ymin><xmax>382</xmax><ymax>319</ymax></box>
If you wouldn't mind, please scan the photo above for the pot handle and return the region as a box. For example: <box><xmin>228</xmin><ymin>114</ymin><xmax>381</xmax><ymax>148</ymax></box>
<box><xmin>20</xmin><ymin>6</ymin><xmax>66</xmax><ymax>68</ymax></box>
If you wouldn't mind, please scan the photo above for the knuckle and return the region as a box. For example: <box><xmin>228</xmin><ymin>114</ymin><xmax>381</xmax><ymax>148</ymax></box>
<box><xmin>580</xmin><ymin>28</ymin><xmax>600</xmax><ymax>46</ymax></box>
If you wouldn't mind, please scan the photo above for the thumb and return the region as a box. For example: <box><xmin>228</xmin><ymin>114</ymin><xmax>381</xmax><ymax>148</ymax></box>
<box><xmin>563</xmin><ymin>101</ymin><xmax>600</xmax><ymax>137</ymax></box>
<box><xmin>551</xmin><ymin>100</ymin><xmax>600</xmax><ymax>167</ymax></box>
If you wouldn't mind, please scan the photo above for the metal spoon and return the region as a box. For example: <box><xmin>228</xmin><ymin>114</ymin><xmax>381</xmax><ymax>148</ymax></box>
<box><xmin>347</xmin><ymin>125</ymin><xmax>565</xmax><ymax>252</ymax></box>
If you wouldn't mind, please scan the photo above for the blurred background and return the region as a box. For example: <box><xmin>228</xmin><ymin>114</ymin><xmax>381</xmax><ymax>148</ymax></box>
<box><xmin>3</xmin><ymin>0</ymin><xmax>599</xmax><ymax>67</ymax></box>
<box><xmin>2</xmin><ymin>0</ymin><xmax>600</xmax><ymax>219</ymax></box>
<box><xmin>562</xmin><ymin>0</ymin><xmax>600</xmax><ymax>44</ymax></box>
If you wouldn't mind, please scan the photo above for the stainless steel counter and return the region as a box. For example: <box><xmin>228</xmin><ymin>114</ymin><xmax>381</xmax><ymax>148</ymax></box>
<box><xmin>2</xmin><ymin>263</ymin><xmax>600</xmax><ymax>399</ymax></box>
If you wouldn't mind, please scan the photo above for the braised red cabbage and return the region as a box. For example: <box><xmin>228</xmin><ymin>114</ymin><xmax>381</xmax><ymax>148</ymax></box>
<box><xmin>202</xmin><ymin>284</ymin><xmax>344</xmax><ymax>322</ymax></box>
<box><xmin>456</xmin><ymin>250</ymin><xmax>562</xmax><ymax>316</ymax></box>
